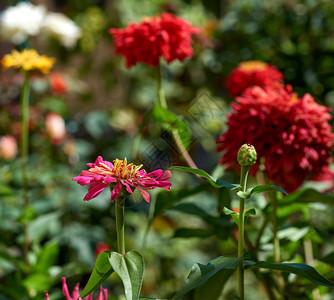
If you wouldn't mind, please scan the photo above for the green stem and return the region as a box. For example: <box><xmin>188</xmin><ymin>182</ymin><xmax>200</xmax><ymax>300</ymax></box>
<box><xmin>21</xmin><ymin>71</ymin><xmax>30</xmax><ymax>270</ymax></box>
<box><xmin>270</xmin><ymin>192</ymin><xmax>280</xmax><ymax>263</ymax></box>
<box><xmin>156</xmin><ymin>60</ymin><xmax>198</xmax><ymax>170</ymax></box>
<box><xmin>157</xmin><ymin>60</ymin><xmax>167</xmax><ymax>109</ymax></box>
<box><xmin>238</xmin><ymin>166</ymin><xmax>249</xmax><ymax>300</ymax></box>
<box><xmin>115</xmin><ymin>197</ymin><xmax>125</xmax><ymax>254</ymax></box>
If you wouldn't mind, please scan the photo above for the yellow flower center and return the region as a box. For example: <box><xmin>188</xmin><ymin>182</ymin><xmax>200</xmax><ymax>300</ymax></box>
<box><xmin>1</xmin><ymin>49</ymin><xmax>55</xmax><ymax>74</ymax></box>
<box><xmin>89</xmin><ymin>158</ymin><xmax>143</xmax><ymax>180</ymax></box>
<box><xmin>239</xmin><ymin>61</ymin><xmax>268</xmax><ymax>72</ymax></box>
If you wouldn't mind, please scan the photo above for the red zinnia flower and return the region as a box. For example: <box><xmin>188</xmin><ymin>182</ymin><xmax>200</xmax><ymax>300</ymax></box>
<box><xmin>225</xmin><ymin>61</ymin><xmax>284</xmax><ymax>97</ymax></box>
<box><xmin>73</xmin><ymin>156</ymin><xmax>172</xmax><ymax>202</ymax></box>
<box><xmin>217</xmin><ymin>84</ymin><xmax>334</xmax><ymax>192</ymax></box>
<box><xmin>95</xmin><ymin>242</ymin><xmax>111</xmax><ymax>257</ymax></box>
<box><xmin>109</xmin><ymin>13</ymin><xmax>199</xmax><ymax>68</ymax></box>
<box><xmin>44</xmin><ymin>277</ymin><xmax>108</xmax><ymax>300</ymax></box>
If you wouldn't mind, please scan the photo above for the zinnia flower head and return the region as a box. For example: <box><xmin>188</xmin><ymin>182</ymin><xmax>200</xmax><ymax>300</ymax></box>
<box><xmin>73</xmin><ymin>156</ymin><xmax>172</xmax><ymax>202</ymax></box>
<box><xmin>44</xmin><ymin>277</ymin><xmax>108</xmax><ymax>300</ymax></box>
<box><xmin>225</xmin><ymin>61</ymin><xmax>283</xmax><ymax>97</ymax></box>
<box><xmin>217</xmin><ymin>84</ymin><xmax>334</xmax><ymax>192</ymax></box>
<box><xmin>109</xmin><ymin>13</ymin><xmax>200</xmax><ymax>68</ymax></box>
<box><xmin>1</xmin><ymin>49</ymin><xmax>55</xmax><ymax>74</ymax></box>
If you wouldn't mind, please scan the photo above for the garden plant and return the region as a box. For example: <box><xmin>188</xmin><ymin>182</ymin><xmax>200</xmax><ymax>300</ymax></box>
<box><xmin>0</xmin><ymin>1</ymin><xmax>334</xmax><ymax>300</ymax></box>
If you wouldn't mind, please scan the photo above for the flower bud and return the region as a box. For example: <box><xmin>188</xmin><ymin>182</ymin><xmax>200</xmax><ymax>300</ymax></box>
<box><xmin>237</xmin><ymin>144</ymin><xmax>257</xmax><ymax>167</ymax></box>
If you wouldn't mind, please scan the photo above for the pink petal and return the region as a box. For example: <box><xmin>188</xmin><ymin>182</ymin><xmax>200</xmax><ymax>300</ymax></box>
<box><xmin>72</xmin><ymin>283</ymin><xmax>80</xmax><ymax>300</ymax></box>
<box><xmin>146</xmin><ymin>169</ymin><xmax>163</xmax><ymax>177</ymax></box>
<box><xmin>73</xmin><ymin>175</ymin><xmax>93</xmax><ymax>186</ymax></box>
<box><xmin>122</xmin><ymin>181</ymin><xmax>133</xmax><ymax>194</ymax></box>
<box><xmin>84</xmin><ymin>181</ymin><xmax>109</xmax><ymax>201</ymax></box>
<box><xmin>110</xmin><ymin>182</ymin><xmax>122</xmax><ymax>201</ymax></box>
<box><xmin>103</xmin><ymin>289</ymin><xmax>108</xmax><ymax>299</ymax></box>
<box><xmin>96</xmin><ymin>286</ymin><xmax>104</xmax><ymax>300</ymax></box>
<box><xmin>62</xmin><ymin>277</ymin><xmax>73</xmax><ymax>300</ymax></box>
<box><xmin>137</xmin><ymin>188</ymin><xmax>150</xmax><ymax>203</ymax></box>
<box><xmin>44</xmin><ymin>291</ymin><xmax>50</xmax><ymax>300</ymax></box>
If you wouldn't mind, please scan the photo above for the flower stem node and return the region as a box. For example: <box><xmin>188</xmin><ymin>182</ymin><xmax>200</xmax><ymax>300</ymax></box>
<box><xmin>237</xmin><ymin>144</ymin><xmax>257</xmax><ymax>167</ymax></box>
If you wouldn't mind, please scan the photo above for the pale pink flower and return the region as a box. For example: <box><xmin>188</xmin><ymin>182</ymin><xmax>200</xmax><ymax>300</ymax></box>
<box><xmin>44</xmin><ymin>277</ymin><xmax>108</xmax><ymax>300</ymax></box>
<box><xmin>73</xmin><ymin>156</ymin><xmax>172</xmax><ymax>202</ymax></box>
<box><xmin>0</xmin><ymin>135</ymin><xmax>18</xmax><ymax>160</ymax></box>
<box><xmin>45</xmin><ymin>112</ymin><xmax>67</xmax><ymax>145</ymax></box>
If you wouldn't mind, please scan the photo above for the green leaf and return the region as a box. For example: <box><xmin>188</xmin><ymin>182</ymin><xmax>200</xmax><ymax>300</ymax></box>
<box><xmin>153</xmin><ymin>183</ymin><xmax>209</xmax><ymax>218</ymax></box>
<box><xmin>193</xmin><ymin>269</ymin><xmax>230</xmax><ymax>300</ymax></box>
<box><xmin>80</xmin><ymin>251</ymin><xmax>114</xmax><ymax>298</ymax></box>
<box><xmin>245</xmin><ymin>208</ymin><xmax>256</xmax><ymax>217</ymax></box>
<box><xmin>33</xmin><ymin>241</ymin><xmax>59</xmax><ymax>273</ymax></box>
<box><xmin>109</xmin><ymin>251</ymin><xmax>144</xmax><ymax>300</ymax></box>
<box><xmin>250</xmin><ymin>185</ymin><xmax>288</xmax><ymax>196</ymax></box>
<box><xmin>173</xmin><ymin>256</ymin><xmax>242</xmax><ymax>299</ymax></box>
<box><xmin>245</xmin><ymin>261</ymin><xmax>334</xmax><ymax>287</ymax></box>
<box><xmin>173</xmin><ymin>120</ymin><xmax>192</xmax><ymax>150</ymax></box>
<box><xmin>23</xmin><ymin>273</ymin><xmax>51</xmax><ymax>292</ymax></box>
<box><xmin>170</xmin><ymin>166</ymin><xmax>239</xmax><ymax>190</ymax></box>
<box><xmin>174</xmin><ymin>228</ymin><xmax>213</xmax><ymax>239</ymax></box>
<box><xmin>223</xmin><ymin>207</ymin><xmax>239</xmax><ymax>226</ymax></box>
<box><xmin>0</xmin><ymin>184</ymin><xmax>12</xmax><ymax>196</ymax></box>
<box><xmin>152</xmin><ymin>105</ymin><xmax>178</xmax><ymax>123</ymax></box>
<box><xmin>223</xmin><ymin>208</ymin><xmax>255</xmax><ymax>227</ymax></box>
<box><xmin>281</xmin><ymin>188</ymin><xmax>334</xmax><ymax>206</ymax></box>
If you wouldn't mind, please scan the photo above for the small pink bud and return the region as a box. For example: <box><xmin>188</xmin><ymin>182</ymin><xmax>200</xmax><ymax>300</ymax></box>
<box><xmin>0</xmin><ymin>135</ymin><xmax>18</xmax><ymax>160</ymax></box>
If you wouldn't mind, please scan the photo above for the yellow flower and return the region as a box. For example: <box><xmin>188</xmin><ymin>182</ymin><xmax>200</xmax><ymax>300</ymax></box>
<box><xmin>1</xmin><ymin>49</ymin><xmax>55</xmax><ymax>74</ymax></box>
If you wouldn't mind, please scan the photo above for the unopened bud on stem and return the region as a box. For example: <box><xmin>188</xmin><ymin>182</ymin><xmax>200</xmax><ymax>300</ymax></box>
<box><xmin>237</xmin><ymin>144</ymin><xmax>257</xmax><ymax>167</ymax></box>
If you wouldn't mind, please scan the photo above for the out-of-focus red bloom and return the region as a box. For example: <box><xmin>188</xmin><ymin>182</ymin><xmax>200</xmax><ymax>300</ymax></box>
<box><xmin>217</xmin><ymin>84</ymin><xmax>334</xmax><ymax>192</ymax></box>
<box><xmin>50</xmin><ymin>72</ymin><xmax>69</xmax><ymax>94</ymax></box>
<box><xmin>109</xmin><ymin>13</ymin><xmax>200</xmax><ymax>68</ymax></box>
<box><xmin>0</xmin><ymin>135</ymin><xmax>18</xmax><ymax>160</ymax></box>
<box><xmin>225</xmin><ymin>61</ymin><xmax>284</xmax><ymax>97</ymax></box>
<box><xmin>95</xmin><ymin>242</ymin><xmax>111</xmax><ymax>257</ymax></box>
<box><xmin>45</xmin><ymin>112</ymin><xmax>67</xmax><ymax>145</ymax></box>
<box><xmin>73</xmin><ymin>156</ymin><xmax>172</xmax><ymax>202</ymax></box>
<box><xmin>44</xmin><ymin>277</ymin><xmax>108</xmax><ymax>300</ymax></box>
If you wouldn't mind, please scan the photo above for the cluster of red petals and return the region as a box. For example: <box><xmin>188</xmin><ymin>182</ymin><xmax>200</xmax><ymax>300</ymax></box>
<box><xmin>109</xmin><ymin>13</ymin><xmax>200</xmax><ymax>68</ymax></box>
<box><xmin>73</xmin><ymin>156</ymin><xmax>172</xmax><ymax>203</ymax></box>
<box><xmin>225</xmin><ymin>61</ymin><xmax>284</xmax><ymax>97</ymax></box>
<box><xmin>217</xmin><ymin>84</ymin><xmax>334</xmax><ymax>192</ymax></box>
<box><xmin>44</xmin><ymin>277</ymin><xmax>108</xmax><ymax>300</ymax></box>
<box><xmin>49</xmin><ymin>72</ymin><xmax>69</xmax><ymax>95</ymax></box>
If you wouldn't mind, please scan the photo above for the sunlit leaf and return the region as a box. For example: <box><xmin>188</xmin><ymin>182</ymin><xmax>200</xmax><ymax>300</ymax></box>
<box><xmin>80</xmin><ymin>251</ymin><xmax>114</xmax><ymax>298</ymax></box>
<box><xmin>108</xmin><ymin>251</ymin><xmax>144</xmax><ymax>300</ymax></box>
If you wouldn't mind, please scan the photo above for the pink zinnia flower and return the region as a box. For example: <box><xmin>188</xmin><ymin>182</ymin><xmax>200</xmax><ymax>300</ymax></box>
<box><xmin>109</xmin><ymin>13</ymin><xmax>199</xmax><ymax>68</ymax></box>
<box><xmin>217</xmin><ymin>84</ymin><xmax>334</xmax><ymax>192</ymax></box>
<box><xmin>44</xmin><ymin>277</ymin><xmax>108</xmax><ymax>300</ymax></box>
<box><xmin>225</xmin><ymin>61</ymin><xmax>284</xmax><ymax>97</ymax></box>
<box><xmin>73</xmin><ymin>156</ymin><xmax>172</xmax><ymax>202</ymax></box>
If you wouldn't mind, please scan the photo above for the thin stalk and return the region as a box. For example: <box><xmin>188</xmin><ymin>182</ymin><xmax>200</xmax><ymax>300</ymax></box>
<box><xmin>156</xmin><ymin>60</ymin><xmax>198</xmax><ymax>169</ymax></box>
<box><xmin>270</xmin><ymin>192</ymin><xmax>280</xmax><ymax>263</ymax></box>
<box><xmin>115</xmin><ymin>197</ymin><xmax>125</xmax><ymax>254</ymax></box>
<box><xmin>238</xmin><ymin>166</ymin><xmax>249</xmax><ymax>300</ymax></box>
<box><xmin>21</xmin><ymin>71</ymin><xmax>30</xmax><ymax>270</ymax></box>
<box><xmin>269</xmin><ymin>191</ymin><xmax>285</xmax><ymax>298</ymax></box>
